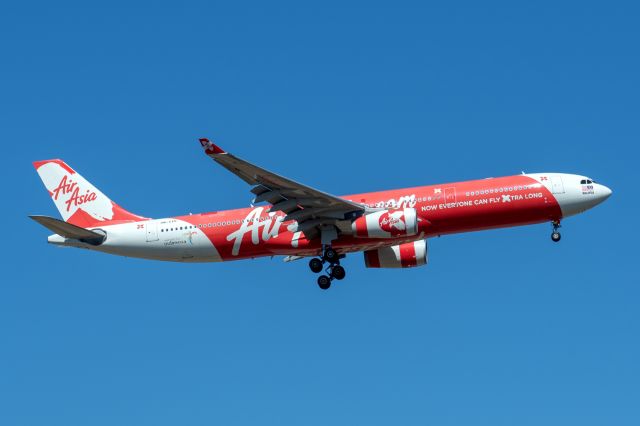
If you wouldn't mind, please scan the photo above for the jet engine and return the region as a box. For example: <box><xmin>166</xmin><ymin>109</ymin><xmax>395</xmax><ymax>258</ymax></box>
<box><xmin>363</xmin><ymin>240</ymin><xmax>427</xmax><ymax>268</ymax></box>
<box><xmin>352</xmin><ymin>208</ymin><xmax>418</xmax><ymax>238</ymax></box>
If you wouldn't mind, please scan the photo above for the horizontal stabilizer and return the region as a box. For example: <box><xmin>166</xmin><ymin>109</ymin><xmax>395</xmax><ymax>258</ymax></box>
<box><xmin>29</xmin><ymin>215</ymin><xmax>106</xmax><ymax>245</ymax></box>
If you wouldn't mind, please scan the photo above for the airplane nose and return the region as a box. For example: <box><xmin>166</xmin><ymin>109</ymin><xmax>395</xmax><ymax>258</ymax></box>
<box><xmin>597</xmin><ymin>184</ymin><xmax>612</xmax><ymax>202</ymax></box>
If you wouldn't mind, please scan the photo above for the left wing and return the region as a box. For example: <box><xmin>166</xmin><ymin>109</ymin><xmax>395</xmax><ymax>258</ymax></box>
<box><xmin>199</xmin><ymin>138</ymin><xmax>367</xmax><ymax>240</ymax></box>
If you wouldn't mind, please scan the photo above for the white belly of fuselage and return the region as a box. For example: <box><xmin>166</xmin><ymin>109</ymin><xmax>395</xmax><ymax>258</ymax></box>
<box><xmin>49</xmin><ymin>218</ymin><xmax>222</xmax><ymax>263</ymax></box>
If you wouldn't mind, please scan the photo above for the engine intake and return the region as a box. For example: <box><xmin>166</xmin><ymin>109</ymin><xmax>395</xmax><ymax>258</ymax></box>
<box><xmin>363</xmin><ymin>240</ymin><xmax>427</xmax><ymax>268</ymax></box>
<box><xmin>352</xmin><ymin>208</ymin><xmax>418</xmax><ymax>238</ymax></box>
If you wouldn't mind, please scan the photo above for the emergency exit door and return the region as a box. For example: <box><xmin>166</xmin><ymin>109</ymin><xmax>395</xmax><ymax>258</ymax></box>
<box><xmin>550</xmin><ymin>175</ymin><xmax>565</xmax><ymax>194</ymax></box>
<box><xmin>146</xmin><ymin>221</ymin><xmax>159</xmax><ymax>242</ymax></box>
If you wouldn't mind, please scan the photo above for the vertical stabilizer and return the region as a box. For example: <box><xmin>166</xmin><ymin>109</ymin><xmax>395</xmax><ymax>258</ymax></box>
<box><xmin>33</xmin><ymin>159</ymin><xmax>147</xmax><ymax>227</ymax></box>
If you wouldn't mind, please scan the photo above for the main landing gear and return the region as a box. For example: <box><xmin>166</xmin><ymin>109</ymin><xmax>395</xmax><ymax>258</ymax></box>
<box><xmin>551</xmin><ymin>220</ymin><xmax>561</xmax><ymax>242</ymax></box>
<box><xmin>309</xmin><ymin>246</ymin><xmax>346</xmax><ymax>290</ymax></box>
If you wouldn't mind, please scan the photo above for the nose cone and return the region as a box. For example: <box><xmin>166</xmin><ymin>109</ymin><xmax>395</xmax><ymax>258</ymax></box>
<box><xmin>596</xmin><ymin>184</ymin><xmax>613</xmax><ymax>203</ymax></box>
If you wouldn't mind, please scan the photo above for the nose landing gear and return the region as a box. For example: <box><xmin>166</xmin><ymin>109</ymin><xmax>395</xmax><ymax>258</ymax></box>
<box><xmin>309</xmin><ymin>245</ymin><xmax>346</xmax><ymax>290</ymax></box>
<box><xmin>551</xmin><ymin>220</ymin><xmax>561</xmax><ymax>242</ymax></box>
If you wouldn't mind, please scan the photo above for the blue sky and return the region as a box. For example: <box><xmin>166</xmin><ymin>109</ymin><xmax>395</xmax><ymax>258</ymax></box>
<box><xmin>1</xmin><ymin>1</ymin><xmax>638</xmax><ymax>425</ymax></box>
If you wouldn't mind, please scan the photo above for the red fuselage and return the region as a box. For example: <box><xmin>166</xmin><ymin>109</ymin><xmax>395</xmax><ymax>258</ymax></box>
<box><xmin>167</xmin><ymin>174</ymin><xmax>561</xmax><ymax>261</ymax></box>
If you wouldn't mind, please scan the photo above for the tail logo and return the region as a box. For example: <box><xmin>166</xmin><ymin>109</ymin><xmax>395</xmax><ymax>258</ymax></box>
<box><xmin>52</xmin><ymin>175</ymin><xmax>98</xmax><ymax>212</ymax></box>
<box><xmin>36</xmin><ymin>161</ymin><xmax>115</xmax><ymax>222</ymax></box>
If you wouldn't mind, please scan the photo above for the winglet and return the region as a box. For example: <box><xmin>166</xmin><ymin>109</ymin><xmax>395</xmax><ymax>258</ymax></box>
<box><xmin>199</xmin><ymin>138</ymin><xmax>226</xmax><ymax>155</ymax></box>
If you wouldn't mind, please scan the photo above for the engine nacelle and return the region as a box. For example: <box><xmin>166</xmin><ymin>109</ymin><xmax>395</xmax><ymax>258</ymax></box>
<box><xmin>363</xmin><ymin>240</ymin><xmax>428</xmax><ymax>268</ymax></box>
<box><xmin>352</xmin><ymin>208</ymin><xmax>418</xmax><ymax>238</ymax></box>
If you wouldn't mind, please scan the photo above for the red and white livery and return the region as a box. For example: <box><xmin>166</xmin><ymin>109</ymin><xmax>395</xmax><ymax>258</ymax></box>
<box><xmin>31</xmin><ymin>138</ymin><xmax>612</xmax><ymax>289</ymax></box>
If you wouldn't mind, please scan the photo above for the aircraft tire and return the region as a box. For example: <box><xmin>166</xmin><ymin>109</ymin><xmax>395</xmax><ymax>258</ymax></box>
<box><xmin>324</xmin><ymin>247</ymin><xmax>338</xmax><ymax>263</ymax></box>
<box><xmin>309</xmin><ymin>258</ymin><xmax>323</xmax><ymax>273</ymax></box>
<box><xmin>317</xmin><ymin>275</ymin><xmax>331</xmax><ymax>290</ymax></box>
<box><xmin>331</xmin><ymin>265</ymin><xmax>346</xmax><ymax>280</ymax></box>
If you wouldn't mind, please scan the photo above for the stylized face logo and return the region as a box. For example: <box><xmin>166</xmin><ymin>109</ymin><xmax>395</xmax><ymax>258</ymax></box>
<box><xmin>378</xmin><ymin>211</ymin><xmax>407</xmax><ymax>236</ymax></box>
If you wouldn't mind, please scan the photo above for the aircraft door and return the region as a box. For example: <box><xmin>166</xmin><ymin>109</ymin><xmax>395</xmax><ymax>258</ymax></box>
<box><xmin>550</xmin><ymin>175</ymin><xmax>565</xmax><ymax>194</ymax></box>
<box><xmin>145</xmin><ymin>221</ymin><xmax>159</xmax><ymax>242</ymax></box>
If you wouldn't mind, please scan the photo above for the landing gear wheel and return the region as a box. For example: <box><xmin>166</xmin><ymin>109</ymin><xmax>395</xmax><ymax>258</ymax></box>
<box><xmin>331</xmin><ymin>265</ymin><xmax>346</xmax><ymax>280</ymax></box>
<box><xmin>317</xmin><ymin>275</ymin><xmax>331</xmax><ymax>290</ymax></box>
<box><xmin>324</xmin><ymin>247</ymin><xmax>338</xmax><ymax>263</ymax></box>
<box><xmin>309</xmin><ymin>258</ymin><xmax>323</xmax><ymax>273</ymax></box>
<box><xmin>550</xmin><ymin>220</ymin><xmax>562</xmax><ymax>243</ymax></box>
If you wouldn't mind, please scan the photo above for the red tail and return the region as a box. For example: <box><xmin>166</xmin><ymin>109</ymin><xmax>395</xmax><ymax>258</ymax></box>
<box><xmin>33</xmin><ymin>159</ymin><xmax>147</xmax><ymax>227</ymax></box>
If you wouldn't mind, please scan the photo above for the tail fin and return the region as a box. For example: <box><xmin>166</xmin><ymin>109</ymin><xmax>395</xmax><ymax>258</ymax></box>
<box><xmin>33</xmin><ymin>159</ymin><xmax>146</xmax><ymax>227</ymax></box>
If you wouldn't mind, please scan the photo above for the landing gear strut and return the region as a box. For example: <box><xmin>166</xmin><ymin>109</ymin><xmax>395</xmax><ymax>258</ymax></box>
<box><xmin>310</xmin><ymin>245</ymin><xmax>346</xmax><ymax>290</ymax></box>
<box><xmin>551</xmin><ymin>220</ymin><xmax>561</xmax><ymax>242</ymax></box>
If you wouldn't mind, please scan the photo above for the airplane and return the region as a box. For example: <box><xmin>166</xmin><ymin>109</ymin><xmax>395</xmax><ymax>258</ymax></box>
<box><xmin>30</xmin><ymin>138</ymin><xmax>612</xmax><ymax>290</ymax></box>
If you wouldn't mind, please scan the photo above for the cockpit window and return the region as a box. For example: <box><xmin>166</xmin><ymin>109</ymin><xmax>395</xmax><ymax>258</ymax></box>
<box><xmin>580</xmin><ymin>179</ymin><xmax>587</xmax><ymax>184</ymax></box>
<box><xmin>581</xmin><ymin>179</ymin><xmax>594</xmax><ymax>184</ymax></box>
